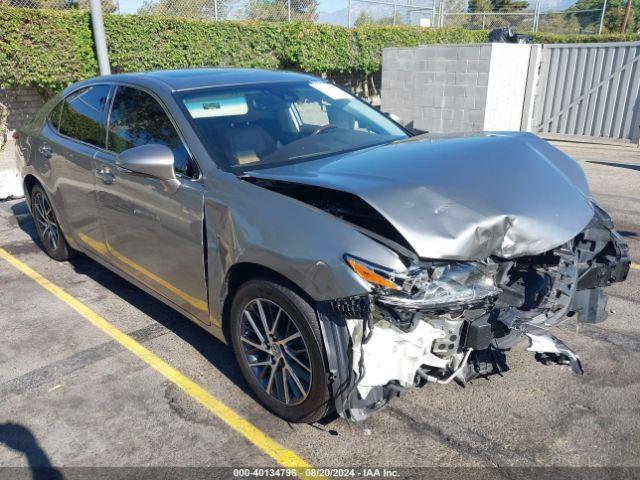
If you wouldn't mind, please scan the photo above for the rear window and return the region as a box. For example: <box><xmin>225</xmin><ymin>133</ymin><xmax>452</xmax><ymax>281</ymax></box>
<box><xmin>58</xmin><ymin>85</ymin><xmax>110</xmax><ymax>148</ymax></box>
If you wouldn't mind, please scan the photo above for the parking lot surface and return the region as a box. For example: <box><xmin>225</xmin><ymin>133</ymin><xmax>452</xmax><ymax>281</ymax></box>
<box><xmin>0</xmin><ymin>141</ymin><xmax>639</xmax><ymax>474</ymax></box>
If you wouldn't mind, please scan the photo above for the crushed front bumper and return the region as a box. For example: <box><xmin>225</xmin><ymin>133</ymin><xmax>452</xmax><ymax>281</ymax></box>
<box><xmin>319</xmin><ymin>213</ymin><xmax>631</xmax><ymax>421</ymax></box>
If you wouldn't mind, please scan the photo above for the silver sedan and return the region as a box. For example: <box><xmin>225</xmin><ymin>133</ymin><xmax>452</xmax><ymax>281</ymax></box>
<box><xmin>16</xmin><ymin>69</ymin><xmax>631</xmax><ymax>422</ymax></box>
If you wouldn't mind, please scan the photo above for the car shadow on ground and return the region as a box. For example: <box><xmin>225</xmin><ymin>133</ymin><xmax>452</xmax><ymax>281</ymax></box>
<box><xmin>9</xmin><ymin>201</ymin><xmax>252</xmax><ymax>399</ymax></box>
<box><xmin>0</xmin><ymin>422</ymin><xmax>64</xmax><ymax>480</ymax></box>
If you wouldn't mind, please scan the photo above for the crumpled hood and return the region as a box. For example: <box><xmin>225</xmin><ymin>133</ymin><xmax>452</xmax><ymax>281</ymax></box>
<box><xmin>250</xmin><ymin>132</ymin><xmax>595</xmax><ymax>260</ymax></box>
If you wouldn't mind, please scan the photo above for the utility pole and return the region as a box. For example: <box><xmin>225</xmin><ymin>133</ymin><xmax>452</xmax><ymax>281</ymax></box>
<box><xmin>621</xmin><ymin>0</ymin><xmax>633</xmax><ymax>33</ymax></box>
<box><xmin>89</xmin><ymin>0</ymin><xmax>111</xmax><ymax>76</ymax></box>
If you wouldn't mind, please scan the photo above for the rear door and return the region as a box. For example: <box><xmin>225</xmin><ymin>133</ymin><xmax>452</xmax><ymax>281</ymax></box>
<box><xmin>40</xmin><ymin>85</ymin><xmax>112</xmax><ymax>248</ymax></box>
<box><xmin>94</xmin><ymin>85</ymin><xmax>209</xmax><ymax>323</ymax></box>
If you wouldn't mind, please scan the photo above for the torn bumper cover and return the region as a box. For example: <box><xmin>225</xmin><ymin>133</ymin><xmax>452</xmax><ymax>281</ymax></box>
<box><xmin>322</xmin><ymin>209</ymin><xmax>630</xmax><ymax>421</ymax></box>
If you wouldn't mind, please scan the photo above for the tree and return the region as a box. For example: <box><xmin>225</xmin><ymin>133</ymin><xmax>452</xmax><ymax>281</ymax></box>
<box><xmin>571</xmin><ymin>0</ymin><xmax>638</xmax><ymax>32</ymax></box>
<box><xmin>467</xmin><ymin>0</ymin><xmax>492</xmax><ymax>12</ymax></box>
<box><xmin>246</xmin><ymin>0</ymin><xmax>318</xmax><ymax>22</ymax></box>
<box><xmin>491</xmin><ymin>0</ymin><xmax>528</xmax><ymax>11</ymax></box>
<box><xmin>467</xmin><ymin>0</ymin><xmax>528</xmax><ymax>12</ymax></box>
<box><xmin>538</xmin><ymin>11</ymin><xmax>582</xmax><ymax>33</ymax></box>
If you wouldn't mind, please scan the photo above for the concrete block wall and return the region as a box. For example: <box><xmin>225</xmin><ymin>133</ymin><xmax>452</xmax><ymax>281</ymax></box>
<box><xmin>381</xmin><ymin>43</ymin><xmax>532</xmax><ymax>133</ymax></box>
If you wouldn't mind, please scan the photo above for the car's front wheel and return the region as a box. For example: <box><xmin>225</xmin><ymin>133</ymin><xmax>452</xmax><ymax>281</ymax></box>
<box><xmin>30</xmin><ymin>184</ymin><xmax>73</xmax><ymax>261</ymax></box>
<box><xmin>230</xmin><ymin>279</ymin><xmax>332</xmax><ymax>423</ymax></box>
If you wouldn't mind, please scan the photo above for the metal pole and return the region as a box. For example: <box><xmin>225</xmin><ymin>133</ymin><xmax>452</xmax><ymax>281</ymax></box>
<box><xmin>482</xmin><ymin>11</ymin><xmax>486</xmax><ymax>29</ymax></box>
<box><xmin>89</xmin><ymin>0</ymin><xmax>110</xmax><ymax>76</ymax></box>
<box><xmin>348</xmin><ymin>0</ymin><xmax>352</xmax><ymax>27</ymax></box>
<box><xmin>214</xmin><ymin>0</ymin><xmax>218</xmax><ymax>20</ymax></box>
<box><xmin>598</xmin><ymin>0</ymin><xmax>607</xmax><ymax>34</ymax></box>
<box><xmin>393</xmin><ymin>0</ymin><xmax>397</xmax><ymax>25</ymax></box>
<box><xmin>287</xmin><ymin>0</ymin><xmax>291</xmax><ymax>21</ymax></box>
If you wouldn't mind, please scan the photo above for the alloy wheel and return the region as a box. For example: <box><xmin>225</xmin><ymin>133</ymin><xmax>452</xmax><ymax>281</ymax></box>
<box><xmin>239</xmin><ymin>298</ymin><xmax>312</xmax><ymax>406</ymax></box>
<box><xmin>33</xmin><ymin>191</ymin><xmax>59</xmax><ymax>252</ymax></box>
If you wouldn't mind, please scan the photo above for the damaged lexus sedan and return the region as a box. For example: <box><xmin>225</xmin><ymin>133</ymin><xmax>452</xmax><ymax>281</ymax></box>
<box><xmin>17</xmin><ymin>69</ymin><xmax>631</xmax><ymax>423</ymax></box>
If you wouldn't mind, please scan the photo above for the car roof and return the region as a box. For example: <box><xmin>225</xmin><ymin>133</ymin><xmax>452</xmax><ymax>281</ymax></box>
<box><xmin>78</xmin><ymin>68</ymin><xmax>319</xmax><ymax>93</ymax></box>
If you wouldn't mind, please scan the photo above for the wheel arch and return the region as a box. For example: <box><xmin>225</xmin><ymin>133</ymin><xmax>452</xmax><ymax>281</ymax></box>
<box><xmin>220</xmin><ymin>262</ymin><xmax>317</xmax><ymax>342</ymax></box>
<box><xmin>22</xmin><ymin>173</ymin><xmax>40</xmax><ymax>205</ymax></box>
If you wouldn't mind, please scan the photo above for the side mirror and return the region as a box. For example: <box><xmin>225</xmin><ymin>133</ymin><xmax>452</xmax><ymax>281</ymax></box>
<box><xmin>116</xmin><ymin>144</ymin><xmax>180</xmax><ymax>193</ymax></box>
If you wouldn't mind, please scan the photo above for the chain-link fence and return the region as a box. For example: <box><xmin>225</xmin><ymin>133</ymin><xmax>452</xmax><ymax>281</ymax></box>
<box><xmin>348</xmin><ymin>0</ymin><xmax>435</xmax><ymax>27</ymax></box>
<box><xmin>0</xmin><ymin>0</ymin><xmax>118</xmax><ymax>11</ymax></box>
<box><xmin>2</xmin><ymin>0</ymin><xmax>610</xmax><ymax>34</ymax></box>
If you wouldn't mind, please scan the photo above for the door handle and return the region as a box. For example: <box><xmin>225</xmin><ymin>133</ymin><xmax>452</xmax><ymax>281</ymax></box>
<box><xmin>38</xmin><ymin>144</ymin><xmax>52</xmax><ymax>158</ymax></box>
<box><xmin>95</xmin><ymin>166</ymin><xmax>116</xmax><ymax>185</ymax></box>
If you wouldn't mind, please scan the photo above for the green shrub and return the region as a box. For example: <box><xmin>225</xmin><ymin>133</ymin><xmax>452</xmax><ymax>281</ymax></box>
<box><xmin>1</xmin><ymin>6</ymin><xmax>638</xmax><ymax>93</ymax></box>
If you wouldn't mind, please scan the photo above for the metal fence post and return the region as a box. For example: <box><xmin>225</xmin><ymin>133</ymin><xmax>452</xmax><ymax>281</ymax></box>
<box><xmin>393</xmin><ymin>0</ymin><xmax>397</xmax><ymax>25</ymax></box>
<box><xmin>89</xmin><ymin>0</ymin><xmax>110</xmax><ymax>76</ymax></box>
<box><xmin>482</xmin><ymin>12</ymin><xmax>486</xmax><ymax>29</ymax></box>
<box><xmin>598</xmin><ymin>0</ymin><xmax>607</xmax><ymax>34</ymax></box>
<box><xmin>287</xmin><ymin>0</ymin><xmax>291</xmax><ymax>22</ymax></box>
<box><xmin>348</xmin><ymin>0</ymin><xmax>352</xmax><ymax>27</ymax></box>
<box><xmin>214</xmin><ymin>0</ymin><xmax>218</xmax><ymax>20</ymax></box>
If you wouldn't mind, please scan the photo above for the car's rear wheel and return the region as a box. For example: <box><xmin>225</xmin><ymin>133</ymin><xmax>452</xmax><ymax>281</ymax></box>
<box><xmin>230</xmin><ymin>279</ymin><xmax>331</xmax><ymax>423</ymax></box>
<box><xmin>31</xmin><ymin>184</ymin><xmax>72</xmax><ymax>261</ymax></box>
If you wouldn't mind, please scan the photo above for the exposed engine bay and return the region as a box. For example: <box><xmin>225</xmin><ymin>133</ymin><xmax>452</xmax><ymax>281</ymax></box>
<box><xmin>244</xmin><ymin>133</ymin><xmax>631</xmax><ymax>422</ymax></box>
<box><xmin>325</xmin><ymin>207</ymin><xmax>630</xmax><ymax>421</ymax></box>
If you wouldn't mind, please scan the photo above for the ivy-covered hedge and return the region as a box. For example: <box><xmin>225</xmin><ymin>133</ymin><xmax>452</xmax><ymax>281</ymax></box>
<box><xmin>1</xmin><ymin>6</ymin><xmax>639</xmax><ymax>92</ymax></box>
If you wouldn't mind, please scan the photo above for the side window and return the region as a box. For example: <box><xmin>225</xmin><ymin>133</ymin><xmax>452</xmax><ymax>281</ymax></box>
<box><xmin>49</xmin><ymin>101</ymin><xmax>63</xmax><ymax>130</ymax></box>
<box><xmin>58</xmin><ymin>85</ymin><xmax>110</xmax><ymax>147</ymax></box>
<box><xmin>108</xmin><ymin>86</ymin><xmax>196</xmax><ymax>178</ymax></box>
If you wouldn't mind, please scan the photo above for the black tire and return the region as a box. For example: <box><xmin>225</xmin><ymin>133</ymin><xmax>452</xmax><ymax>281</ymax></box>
<box><xmin>230</xmin><ymin>279</ymin><xmax>331</xmax><ymax>423</ymax></box>
<box><xmin>30</xmin><ymin>184</ymin><xmax>73</xmax><ymax>261</ymax></box>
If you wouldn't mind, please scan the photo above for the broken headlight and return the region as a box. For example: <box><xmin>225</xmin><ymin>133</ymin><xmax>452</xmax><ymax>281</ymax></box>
<box><xmin>346</xmin><ymin>255</ymin><xmax>500</xmax><ymax>311</ymax></box>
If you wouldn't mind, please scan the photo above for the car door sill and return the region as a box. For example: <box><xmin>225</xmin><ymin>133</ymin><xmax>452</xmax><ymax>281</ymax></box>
<box><xmin>80</xmin><ymin>246</ymin><xmax>227</xmax><ymax>344</ymax></box>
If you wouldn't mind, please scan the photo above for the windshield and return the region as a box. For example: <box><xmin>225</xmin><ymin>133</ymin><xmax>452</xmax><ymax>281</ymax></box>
<box><xmin>176</xmin><ymin>81</ymin><xmax>408</xmax><ymax>171</ymax></box>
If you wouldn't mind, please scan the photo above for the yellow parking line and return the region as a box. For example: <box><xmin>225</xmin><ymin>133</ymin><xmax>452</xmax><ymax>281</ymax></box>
<box><xmin>0</xmin><ymin>247</ymin><xmax>316</xmax><ymax>475</ymax></box>
<box><xmin>631</xmin><ymin>263</ymin><xmax>640</xmax><ymax>271</ymax></box>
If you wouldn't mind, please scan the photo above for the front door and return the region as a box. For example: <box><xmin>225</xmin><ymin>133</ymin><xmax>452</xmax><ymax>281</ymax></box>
<box><xmin>94</xmin><ymin>85</ymin><xmax>209</xmax><ymax>323</ymax></box>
